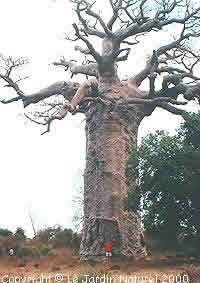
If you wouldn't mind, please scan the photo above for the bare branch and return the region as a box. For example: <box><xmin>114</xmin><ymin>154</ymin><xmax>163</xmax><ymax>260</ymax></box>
<box><xmin>114</xmin><ymin>1</ymin><xmax>200</xmax><ymax>43</ymax></box>
<box><xmin>0</xmin><ymin>73</ymin><xmax>25</xmax><ymax>97</ymax></box>
<box><xmin>0</xmin><ymin>80</ymin><xmax>80</xmax><ymax>108</ymax></box>
<box><xmin>41</xmin><ymin>104</ymin><xmax>70</xmax><ymax>135</ymax></box>
<box><xmin>157</xmin><ymin>67</ymin><xmax>200</xmax><ymax>81</ymax></box>
<box><xmin>75</xmin><ymin>2</ymin><xmax>106</xmax><ymax>38</ymax></box>
<box><xmin>72</xmin><ymin>23</ymin><xmax>102</xmax><ymax>63</ymax></box>
<box><xmin>53</xmin><ymin>58</ymin><xmax>98</xmax><ymax>77</ymax></box>
<box><xmin>0</xmin><ymin>96</ymin><xmax>21</xmax><ymax>104</ymax></box>
<box><xmin>113</xmin><ymin>48</ymin><xmax>131</xmax><ymax>62</ymax></box>
<box><xmin>0</xmin><ymin>55</ymin><xmax>29</xmax><ymax>99</ymax></box>
<box><xmin>155</xmin><ymin>101</ymin><xmax>187</xmax><ymax>115</ymax></box>
<box><xmin>157</xmin><ymin>33</ymin><xmax>200</xmax><ymax>57</ymax></box>
<box><xmin>155</xmin><ymin>0</ymin><xmax>178</xmax><ymax>20</ymax></box>
<box><xmin>162</xmin><ymin>6</ymin><xmax>200</xmax><ymax>26</ymax></box>
<box><xmin>148</xmin><ymin>73</ymin><xmax>157</xmax><ymax>97</ymax></box>
<box><xmin>126</xmin><ymin>96</ymin><xmax>187</xmax><ymax>106</ymax></box>
<box><xmin>107</xmin><ymin>0</ymin><xmax>123</xmax><ymax>30</ymax></box>
<box><xmin>74</xmin><ymin>45</ymin><xmax>91</xmax><ymax>55</ymax></box>
<box><xmin>129</xmin><ymin>50</ymin><xmax>158</xmax><ymax>87</ymax></box>
<box><xmin>85</xmin><ymin>6</ymin><xmax>113</xmax><ymax>37</ymax></box>
<box><xmin>69</xmin><ymin>78</ymin><xmax>98</xmax><ymax>111</ymax></box>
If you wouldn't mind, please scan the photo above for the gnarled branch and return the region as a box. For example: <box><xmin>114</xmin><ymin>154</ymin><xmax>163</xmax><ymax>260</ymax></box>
<box><xmin>72</xmin><ymin>23</ymin><xmax>102</xmax><ymax>63</ymax></box>
<box><xmin>128</xmin><ymin>50</ymin><xmax>158</xmax><ymax>87</ymax></box>
<box><xmin>53</xmin><ymin>59</ymin><xmax>98</xmax><ymax>77</ymax></box>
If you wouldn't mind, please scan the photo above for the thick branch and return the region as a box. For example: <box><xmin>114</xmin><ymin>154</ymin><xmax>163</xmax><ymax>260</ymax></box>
<box><xmin>113</xmin><ymin>48</ymin><xmax>131</xmax><ymax>62</ymax></box>
<box><xmin>157</xmin><ymin>66</ymin><xmax>200</xmax><ymax>81</ymax></box>
<box><xmin>126</xmin><ymin>96</ymin><xmax>187</xmax><ymax>106</ymax></box>
<box><xmin>0</xmin><ymin>81</ymin><xmax>80</xmax><ymax>108</ymax></box>
<box><xmin>53</xmin><ymin>59</ymin><xmax>98</xmax><ymax>77</ymax></box>
<box><xmin>0</xmin><ymin>96</ymin><xmax>21</xmax><ymax>104</ymax></box>
<box><xmin>128</xmin><ymin>50</ymin><xmax>158</xmax><ymax>87</ymax></box>
<box><xmin>69</xmin><ymin>78</ymin><xmax>98</xmax><ymax>111</ymax></box>
<box><xmin>155</xmin><ymin>101</ymin><xmax>187</xmax><ymax>115</ymax></box>
<box><xmin>74</xmin><ymin>45</ymin><xmax>91</xmax><ymax>55</ymax></box>
<box><xmin>0</xmin><ymin>73</ymin><xmax>25</xmax><ymax>97</ymax></box>
<box><xmin>107</xmin><ymin>0</ymin><xmax>123</xmax><ymax>30</ymax></box>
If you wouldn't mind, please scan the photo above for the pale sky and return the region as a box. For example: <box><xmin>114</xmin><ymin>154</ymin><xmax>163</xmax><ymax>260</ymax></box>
<box><xmin>0</xmin><ymin>0</ymin><xmax>198</xmax><ymax>237</ymax></box>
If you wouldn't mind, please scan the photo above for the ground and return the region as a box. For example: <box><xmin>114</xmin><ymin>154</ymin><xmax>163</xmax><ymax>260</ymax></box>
<box><xmin>0</xmin><ymin>249</ymin><xmax>199</xmax><ymax>282</ymax></box>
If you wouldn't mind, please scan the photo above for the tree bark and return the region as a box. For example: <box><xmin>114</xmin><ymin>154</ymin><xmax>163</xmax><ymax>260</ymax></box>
<box><xmin>80</xmin><ymin>87</ymin><xmax>147</xmax><ymax>261</ymax></box>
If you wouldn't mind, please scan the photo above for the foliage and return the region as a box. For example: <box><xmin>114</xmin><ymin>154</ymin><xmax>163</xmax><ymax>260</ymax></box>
<box><xmin>126</xmin><ymin>112</ymin><xmax>200</xmax><ymax>240</ymax></box>
<box><xmin>17</xmin><ymin>246</ymin><xmax>39</xmax><ymax>258</ymax></box>
<box><xmin>36</xmin><ymin>225</ymin><xmax>81</xmax><ymax>249</ymax></box>
<box><xmin>0</xmin><ymin>228</ymin><xmax>13</xmax><ymax>237</ymax></box>
<box><xmin>14</xmin><ymin>227</ymin><xmax>26</xmax><ymax>239</ymax></box>
<box><xmin>0</xmin><ymin>225</ymin><xmax>80</xmax><ymax>258</ymax></box>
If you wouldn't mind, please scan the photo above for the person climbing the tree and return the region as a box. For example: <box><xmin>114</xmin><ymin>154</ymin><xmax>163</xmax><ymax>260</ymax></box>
<box><xmin>104</xmin><ymin>241</ymin><xmax>112</xmax><ymax>264</ymax></box>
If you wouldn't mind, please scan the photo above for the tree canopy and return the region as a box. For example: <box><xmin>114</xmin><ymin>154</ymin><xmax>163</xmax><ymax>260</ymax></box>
<box><xmin>0</xmin><ymin>0</ymin><xmax>200</xmax><ymax>133</ymax></box>
<box><xmin>126</xmin><ymin>112</ymin><xmax>200</xmax><ymax>238</ymax></box>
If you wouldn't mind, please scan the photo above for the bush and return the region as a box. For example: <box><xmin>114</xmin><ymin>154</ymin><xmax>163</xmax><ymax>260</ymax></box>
<box><xmin>0</xmin><ymin>236</ymin><xmax>21</xmax><ymax>255</ymax></box>
<box><xmin>39</xmin><ymin>244</ymin><xmax>51</xmax><ymax>256</ymax></box>
<box><xmin>71</xmin><ymin>232</ymin><xmax>81</xmax><ymax>253</ymax></box>
<box><xmin>17</xmin><ymin>246</ymin><xmax>40</xmax><ymax>258</ymax></box>
<box><xmin>52</xmin><ymin>228</ymin><xmax>73</xmax><ymax>248</ymax></box>
<box><xmin>178</xmin><ymin>232</ymin><xmax>200</xmax><ymax>257</ymax></box>
<box><xmin>36</xmin><ymin>226</ymin><xmax>79</xmax><ymax>249</ymax></box>
<box><xmin>0</xmin><ymin>228</ymin><xmax>13</xmax><ymax>237</ymax></box>
<box><xmin>15</xmin><ymin>227</ymin><xmax>26</xmax><ymax>240</ymax></box>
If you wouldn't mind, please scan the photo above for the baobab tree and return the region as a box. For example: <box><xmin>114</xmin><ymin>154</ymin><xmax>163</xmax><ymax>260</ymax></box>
<box><xmin>1</xmin><ymin>0</ymin><xmax>200</xmax><ymax>261</ymax></box>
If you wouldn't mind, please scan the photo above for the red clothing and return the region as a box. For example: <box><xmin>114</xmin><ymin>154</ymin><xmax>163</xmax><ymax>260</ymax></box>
<box><xmin>104</xmin><ymin>242</ymin><xmax>112</xmax><ymax>252</ymax></box>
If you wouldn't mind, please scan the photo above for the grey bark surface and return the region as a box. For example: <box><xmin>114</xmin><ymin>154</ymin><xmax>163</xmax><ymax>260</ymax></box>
<box><xmin>80</xmin><ymin>92</ymin><xmax>147</xmax><ymax>261</ymax></box>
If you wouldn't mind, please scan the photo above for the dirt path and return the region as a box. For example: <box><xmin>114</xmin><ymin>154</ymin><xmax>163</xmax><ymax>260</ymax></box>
<box><xmin>0</xmin><ymin>256</ymin><xmax>197</xmax><ymax>282</ymax></box>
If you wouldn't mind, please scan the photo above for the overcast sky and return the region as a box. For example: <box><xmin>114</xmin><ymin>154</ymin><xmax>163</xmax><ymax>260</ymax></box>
<box><xmin>0</xmin><ymin>0</ymin><xmax>198</xmax><ymax>237</ymax></box>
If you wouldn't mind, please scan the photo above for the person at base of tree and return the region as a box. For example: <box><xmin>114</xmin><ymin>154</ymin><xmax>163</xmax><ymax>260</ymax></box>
<box><xmin>104</xmin><ymin>241</ymin><xmax>112</xmax><ymax>264</ymax></box>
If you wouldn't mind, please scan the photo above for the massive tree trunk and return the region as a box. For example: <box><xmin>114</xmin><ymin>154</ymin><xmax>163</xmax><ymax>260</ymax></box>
<box><xmin>80</xmin><ymin>83</ymin><xmax>147</xmax><ymax>261</ymax></box>
<box><xmin>0</xmin><ymin>0</ymin><xmax>199</xmax><ymax>264</ymax></box>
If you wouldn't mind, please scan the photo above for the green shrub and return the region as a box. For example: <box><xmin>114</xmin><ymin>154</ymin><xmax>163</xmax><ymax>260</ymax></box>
<box><xmin>14</xmin><ymin>227</ymin><xmax>26</xmax><ymax>240</ymax></box>
<box><xmin>39</xmin><ymin>244</ymin><xmax>51</xmax><ymax>256</ymax></box>
<box><xmin>0</xmin><ymin>228</ymin><xmax>13</xmax><ymax>237</ymax></box>
<box><xmin>17</xmin><ymin>246</ymin><xmax>40</xmax><ymax>258</ymax></box>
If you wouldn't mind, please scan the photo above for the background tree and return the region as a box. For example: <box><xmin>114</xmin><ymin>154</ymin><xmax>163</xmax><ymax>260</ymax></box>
<box><xmin>126</xmin><ymin>112</ymin><xmax>200</xmax><ymax>243</ymax></box>
<box><xmin>0</xmin><ymin>228</ymin><xmax>13</xmax><ymax>237</ymax></box>
<box><xmin>14</xmin><ymin>227</ymin><xmax>26</xmax><ymax>240</ymax></box>
<box><xmin>1</xmin><ymin>0</ymin><xmax>200</xmax><ymax>260</ymax></box>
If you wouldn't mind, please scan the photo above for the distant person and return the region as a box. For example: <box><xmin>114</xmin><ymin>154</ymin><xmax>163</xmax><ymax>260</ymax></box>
<box><xmin>104</xmin><ymin>241</ymin><xmax>112</xmax><ymax>264</ymax></box>
<box><xmin>9</xmin><ymin>248</ymin><xmax>14</xmax><ymax>256</ymax></box>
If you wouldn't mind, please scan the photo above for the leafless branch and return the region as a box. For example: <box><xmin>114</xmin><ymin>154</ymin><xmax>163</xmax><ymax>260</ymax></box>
<box><xmin>113</xmin><ymin>48</ymin><xmax>131</xmax><ymax>62</ymax></box>
<box><xmin>74</xmin><ymin>45</ymin><xmax>91</xmax><ymax>55</ymax></box>
<box><xmin>125</xmin><ymin>96</ymin><xmax>187</xmax><ymax>106</ymax></box>
<box><xmin>0</xmin><ymin>55</ymin><xmax>29</xmax><ymax>98</ymax></box>
<box><xmin>114</xmin><ymin>1</ymin><xmax>200</xmax><ymax>43</ymax></box>
<box><xmin>53</xmin><ymin>58</ymin><xmax>98</xmax><ymax>77</ymax></box>
<box><xmin>40</xmin><ymin>104</ymin><xmax>70</xmax><ymax>135</ymax></box>
<box><xmin>129</xmin><ymin>50</ymin><xmax>158</xmax><ymax>87</ymax></box>
<box><xmin>74</xmin><ymin>1</ymin><xmax>106</xmax><ymax>38</ymax></box>
<box><xmin>72</xmin><ymin>23</ymin><xmax>102</xmax><ymax>63</ymax></box>
<box><xmin>155</xmin><ymin>101</ymin><xmax>187</xmax><ymax>116</ymax></box>
<box><xmin>107</xmin><ymin>0</ymin><xmax>123</xmax><ymax>30</ymax></box>
<box><xmin>85</xmin><ymin>5</ymin><xmax>113</xmax><ymax>37</ymax></box>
